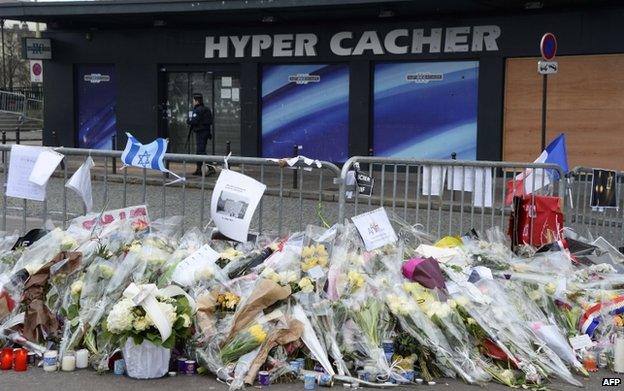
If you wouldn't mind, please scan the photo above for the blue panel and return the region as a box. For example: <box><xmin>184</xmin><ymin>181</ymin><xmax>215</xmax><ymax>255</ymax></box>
<box><xmin>261</xmin><ymin>64</ymin><xmax>349</xmax><ymax>162</ymax></box>
<box><xmin>373</xmin><ymin>61</ymin><xmax>479</xmax><ymax>160</ymax></box>
<box><xmin>76</xmin><ymin>64</ymin><xmax>117</xmax><ymax>149</ymax></box>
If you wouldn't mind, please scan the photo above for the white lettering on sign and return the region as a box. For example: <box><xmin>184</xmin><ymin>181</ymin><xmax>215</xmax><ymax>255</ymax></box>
<box><xmin>204</xmin><ymin>25</ymin><xmax>500</xmax><ymax>58</ymax></box>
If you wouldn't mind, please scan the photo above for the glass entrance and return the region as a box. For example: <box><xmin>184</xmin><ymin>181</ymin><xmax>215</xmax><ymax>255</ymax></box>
<box><xmin>159</xmin><ymin>67</ymin><xmax>241</xmax><ymax>155</ymax></box>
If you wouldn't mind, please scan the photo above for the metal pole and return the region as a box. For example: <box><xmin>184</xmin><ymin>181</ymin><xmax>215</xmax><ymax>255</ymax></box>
<box><xmin>1</xmin><ymin>19</ymin><xmax>5</xmax><ymax>89</ymax></box>
<box><xmin>541</xmin><ymin>73</ymin><xmax>548</xmax><ymax>150</ymax></box>
<box><xmin>292</xmin><ymin>144</ymin><xmax>299</xmax><ymax>189</ymax></box>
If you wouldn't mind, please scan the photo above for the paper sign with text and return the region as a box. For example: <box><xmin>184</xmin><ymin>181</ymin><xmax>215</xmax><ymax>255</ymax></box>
<box><xmin>351</xmin><ymin>207</ymin><xmax>398</xmax><ymax>251</ymax></box>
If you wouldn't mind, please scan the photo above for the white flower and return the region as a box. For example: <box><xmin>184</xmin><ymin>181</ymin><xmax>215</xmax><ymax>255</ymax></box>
<box><xmin>147</xmin><ymin>301</ymin><xmax>177</xmax><ymax>326</ymax></box>
<box><xmin>194</xmin><ymin>266</ymin><xmax>214</xmax><ymax>282</ymax></box>
<box><xmin>61</xmin><ymin>236</ymin><xmax>78</xmax><ymax>251</ymax></box>
<box><xmin>298</xmin><ymin>277</ymin><xmax>314</xmax><ymax>293</ymax></box>
<box><xmin>133</xmin><ymin>317</ymin><xmax>150</xmax><ymax>331</ymax></box>
<box><xmin>179</xmin><ymin>313</ymin><xmax>191</xmax><ymax>328</ymax></box>
<box><xmin>106</xmin><ymin>299</ymin><xmax>135</xmax><ymax>333</ymax></box>
<box><xmin>455</xmin><ymin>296</ymin><xmax>469</xmax><ymax>307</ymax></box>
<box><xmin>426</xmin><ymin>301</ymin><xmax>451</xmax><ymax>319</ymax></box>
<box><xmin>70</xmin><ymin>280</ymin><xmax>84</xmax><ymax>296</ymax></box>
<box><xmin>260</xmin><ymin>267</ymin><xmax>280</xmax><ymax>283</ymax></box>
<box><xmin>279</xmin><ymin>271</ymin><xmax>298</xmax><ymax>285</ymax></box>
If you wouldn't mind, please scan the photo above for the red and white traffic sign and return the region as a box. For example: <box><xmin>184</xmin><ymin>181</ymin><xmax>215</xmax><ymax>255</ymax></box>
<box><xmin>30</xmin><ymin>60</ymin><xmax>43</xmax><ymax>83</ymax></box>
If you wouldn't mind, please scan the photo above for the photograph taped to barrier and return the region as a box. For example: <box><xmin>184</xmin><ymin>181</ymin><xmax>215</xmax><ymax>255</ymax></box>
<box><xmin>211</xmin><ymin>169</ymin><xmax>266</xmax><ymax>242</ymax></box>
<box><xmin>590</xmin><ymin>169</ymin><xmax>618</xmax><ymax>209</ymax></box>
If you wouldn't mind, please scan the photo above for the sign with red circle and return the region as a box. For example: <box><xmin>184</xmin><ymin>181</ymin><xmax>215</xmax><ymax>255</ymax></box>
<box><xmin>540</xmin><ymin>33</ymin><xmax>557</xmax><ymax>60</ymax></box>
<box><xmin>32</xmin><ymin>62</ymin><xmax>42</xmax><ymax>76</ymax></box>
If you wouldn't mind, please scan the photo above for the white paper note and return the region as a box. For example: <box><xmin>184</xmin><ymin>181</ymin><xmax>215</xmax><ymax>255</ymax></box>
<box><xmin>222</xmin><ymin>76</ymin><xmax>232</xmax><ymax>87</ymax></box>
<box><xmin>473</xmin><ymin>167</ymin><xmax>493</xmax><ymax>207</ymax></box>
<box><xmin>422</xmin><ymin>166</ymin><xmax>446</xmax><ymax>196</ymax></box>
<box><xmin>65</xmin><ymin>157</ymin><xmax>95</xmax><ymax>212</ymax></box>
<box><xmin>351</xmin><ymin>207</ymin><xmax>398</xmax><ymax>251</ymax></box>
<box><xmin>5</xmin><ymin>145</ymin><xmax>46</xmax><ymax>201</ymax></box>
<box><xmin>29</xmin><ymin>148</ymin><xmax>64</xmax><ymax>186</ymax></box>
<box><xmin>232</xmin><ymin>88</ymin><xmax>240</xmax><ymax>102</ymax></box>
<box><xmin>172</xmin><ymin>244</ymin><xmax>221</xmax><ymax>287</ymax></box>
<box><xmin>569</xmin><ymin>334</ymin><xmax>593</xmax><ymax>351</ymax></box>
<box><xmin>447</xmin><ymin>166</ymin><xmax>474</xmax><ymax>191</ymax></box>
<box><xmin>221</xmin><ymin>88</ymin><xmax>231</xmax><ymax>99</ymax></box>
<box><xmin>211</xmin><ymin>170</ymin><xmax>266</xmax><ymax>242</ymax></box>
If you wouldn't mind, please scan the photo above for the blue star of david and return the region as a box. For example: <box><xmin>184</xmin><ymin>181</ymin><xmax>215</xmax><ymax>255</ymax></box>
<box><xmin>137</xmin><ymin>151</ymin><xmax>151</xmax><ymax>167</ymax></box>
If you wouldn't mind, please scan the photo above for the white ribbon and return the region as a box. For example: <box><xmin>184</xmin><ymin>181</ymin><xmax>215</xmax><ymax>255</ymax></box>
<box><xmin>122</xmin><ymin>283</ymin><xmax>197</xmax><ymax>342</ymax></box>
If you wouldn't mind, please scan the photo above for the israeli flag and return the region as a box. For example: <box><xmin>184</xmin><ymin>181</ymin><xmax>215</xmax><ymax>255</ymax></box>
<box><xmin>121</xmin><ymin>132</ymin><xmax>168</xmax><ymax>171</ymax></box>
<box><xmin>121</xmin><ymin>132</ymin><xmax>184</xmax><ymax>184</ymax></box>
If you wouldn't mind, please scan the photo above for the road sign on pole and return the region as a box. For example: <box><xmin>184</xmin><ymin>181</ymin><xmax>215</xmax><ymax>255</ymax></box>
<box><xmin>539</xmin><ymin>32</ymin><xmax>557</xmax><ymax>150</ymax></box>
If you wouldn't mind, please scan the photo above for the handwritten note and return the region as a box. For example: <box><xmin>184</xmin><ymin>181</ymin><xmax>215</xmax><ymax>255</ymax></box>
<box><xmin>351</xmin><ymin>207</ymin><xmax>397</xmax><ymax>251</ymax></box>
<box><xmin>6</xmin><ymin>145</ymin><xmax>46</xmax><ymax>201</ymax></box>
<box><xmin>172</xmin><ymin>244</ymin><xmax>221</xmax><ymax>287</ymax></box>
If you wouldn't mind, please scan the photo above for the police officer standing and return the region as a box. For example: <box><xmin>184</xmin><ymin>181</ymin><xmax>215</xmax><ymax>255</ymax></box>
<box><xmin>186</xmin><ymin>93</ymin><xmax>214</xmax><ymax>175</ymax></box>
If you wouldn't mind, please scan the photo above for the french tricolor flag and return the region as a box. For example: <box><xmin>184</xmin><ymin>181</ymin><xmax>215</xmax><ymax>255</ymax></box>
<box><xmin>505</xmin><ymin>133</ymin><xmax>569</xmax><ymax>205</ymax></box>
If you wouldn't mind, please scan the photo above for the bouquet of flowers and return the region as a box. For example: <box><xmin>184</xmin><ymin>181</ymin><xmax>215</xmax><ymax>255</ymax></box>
<box><xmin>219</xmin><ymin>322</ymin><xmax>268</xmax><ymax>364</ymax></box>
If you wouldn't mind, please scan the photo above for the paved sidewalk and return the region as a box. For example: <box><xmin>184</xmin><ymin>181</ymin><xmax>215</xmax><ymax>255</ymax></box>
<box><xmin>0</xmin><ymin>367</ymin><xmax>614</xmax><ymax>391</ymax></box>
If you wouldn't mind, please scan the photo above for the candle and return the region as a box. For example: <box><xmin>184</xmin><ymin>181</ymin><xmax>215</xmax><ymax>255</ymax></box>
<box><xmin>61</xmin><ymin>353</ymin><xmax>76</xmax><ymax>372</ymax></box>
<box><xmin>614</xmin><ymin>329</ymin><xmax>624</xmax><ymax>373</ymax></box>
<box><xmin>13</xmin><ymin>349</ymin><xmax>27</xmax><ymax>372</ymax></box>
<box><xmin>75</xmin><ymin>349</ymin><xmax>89</xmax><ymax>369</ymax></box>
<box><xmin>43</xmin><ymin>350</ymin><xmax>58</xmax><ymax>372</ymax></box>
<box><xmin>1</xmin><ymin>347</ymin><xmax>13</xmax><ymax>370</ymax></box>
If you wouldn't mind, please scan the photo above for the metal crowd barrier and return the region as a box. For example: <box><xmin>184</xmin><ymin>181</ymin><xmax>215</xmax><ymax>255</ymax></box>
<box><xmin>0</xmin><ymin>145</ymin><xmax>341</xmax><ymax>235</ymax></box>
<box><xmin>337</xmin><ymin>156</ymin><xmax>566</xmax><ymax>240</ymax></box>
<box><xmin>566</xmin><ymin>166</ymin><xmax>624</xmax><ymax>244</ymax></box>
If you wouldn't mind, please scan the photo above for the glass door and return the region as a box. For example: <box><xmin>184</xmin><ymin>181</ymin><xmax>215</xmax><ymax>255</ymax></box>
<box><xmin>158</xmin><ymin>66</ymin><xmax>241</xmax><ymax>155</ymax></box>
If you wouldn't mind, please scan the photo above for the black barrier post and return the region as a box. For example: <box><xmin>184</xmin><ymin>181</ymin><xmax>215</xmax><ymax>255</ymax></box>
<box><xmin>1</xmin><ymin>130</ymin><xmax>5</xmax><ymax>164</ymax></box>
<box><xmin>111</xmin><ymin>134</ymin><xmax>117</xmax><ymax>174</ymax></box>
<box><xmin>15</xmin><ymin>127</ymin><xmax>19</xmax><ymax>145</ymax></box>
<box><xmin>226</xmin><ymin>140</ymin><xmax>231</xmax><ymax>155</ymax></box>
<box><xmin>292</xmin><ymin>144</ymin><xmax>301</xmax><ymax>189</ymax></box>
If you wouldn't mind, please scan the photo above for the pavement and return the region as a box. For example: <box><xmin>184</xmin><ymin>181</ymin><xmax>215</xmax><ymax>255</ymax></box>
<box><xmin>0</xmin><ymin>367</ymin><xmax>618</xmax><ymax>391</ymax></box>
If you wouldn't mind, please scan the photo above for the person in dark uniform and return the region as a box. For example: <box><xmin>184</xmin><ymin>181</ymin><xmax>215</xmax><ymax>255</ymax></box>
<box><xmin>186</xmin><ymin>93</ymin><xmax>214</xmax><ymax>175</ymax></box>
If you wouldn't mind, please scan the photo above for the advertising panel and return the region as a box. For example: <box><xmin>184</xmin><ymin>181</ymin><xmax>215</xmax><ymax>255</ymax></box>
<box><xmin>76</xmin><ymin>64</ymin><xmax>117</xmax><ymax>149</ymax></box>
<box><xmin>373</xmin><ymin>61</ymin><xmax>479</xmax><ymax>159</ymax></box>
<box><xmin>262</xmin><ymin>64</ymin><xmax>349</xmax><ymax>162</ymax></box>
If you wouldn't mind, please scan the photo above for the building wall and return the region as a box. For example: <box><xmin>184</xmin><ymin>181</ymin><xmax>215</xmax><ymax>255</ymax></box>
<box><xmin>504</xmin><ymin>54</ymin><xmax>624</xmax><ymax>170</ymax></box>
<box><xmin>41</xmin><ymin>6</ymin><xmax>624</xmax><ymax>164</ymax></box>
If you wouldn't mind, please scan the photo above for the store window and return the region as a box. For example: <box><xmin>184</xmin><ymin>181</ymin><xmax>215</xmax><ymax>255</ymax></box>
<box><xmin>261</xmin><ymin>64</ymin><xmax>349</xmax><ymax>162</ymax></box>
<box><xmin>373</xmin><ymin>61</ymin><xmax>479</xmax><ymax>159</ymax></box>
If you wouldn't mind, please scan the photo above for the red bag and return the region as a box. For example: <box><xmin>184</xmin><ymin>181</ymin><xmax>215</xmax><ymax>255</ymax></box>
<box><xmin>509</xmin><ymin>195</ymin><xmax>563</xmax><ymax>248</ymax></box>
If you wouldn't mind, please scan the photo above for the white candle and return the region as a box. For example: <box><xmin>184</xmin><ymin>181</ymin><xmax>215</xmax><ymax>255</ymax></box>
<box><xmin>43</xmin><ymin>350</ymin><xmax>58</xmax><ymax>372</ymax></box>
<box><xmin>61</xmin><ymin>355</ymin><xmax>76</xmax><ymax>372</ymax></box>
<box><xmin>614</xmin><ymin>334</ymin><xmax>624</xmax><ymax>373</ymax></box>
<box><xmin>75</xmin><ymin>349</ymin><xmax>89</xmax><ymax>369</ymax></box>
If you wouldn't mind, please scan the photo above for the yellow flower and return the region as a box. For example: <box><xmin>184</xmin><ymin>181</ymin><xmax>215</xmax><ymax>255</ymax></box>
<box><xmin>133</xmin><ymin>317</ymin><xmax>149</xmax><ymax>332</ymax></box>
<box><xmin>315</xmin><ymin>244</ymin><xmax>328</xmax><ymax>257</ymax></box>
<box><xmin>302</xmin><ymin>258</ymin><xmax>318</xmax><ymax>272</ymax></box>
<box><xmin>455</xmin><ymin>296</ymin><xmax>469</xmax><ymax>307</ymax></box>
<box><xmin>347</xmin><ymin>271</ymin><xmax>364</xmax><ymax>290</ymax></box>
<box><xmin>221</xmin><ymin>248</ymin><xmax>243</xmax><ymax>260</ymax></box>
<box><xmin>248</xmin><ymin>324</ymin><xmax>267</xmax><ymax>344</ymax></box>
<box><xmin>467</xmin><ymin>317</ymin><xmax>477</xmax><ymax>326</ymax></box>
<box><xmin>528</xmin><ymin>290</ymin><xmax>542</xmax><ymax>301</ymax></box>
<box><xmin>447</xmin><ymin>299</ymin><xmax>457</xmax><ymax>309</ymax></box>
<box><xmin>545</xmin><ymin>283</ymin><xmax>556</xmax><ymax>295</ymax></box>
<box><xmin>434</xmin><ymin>236</ymin><xmax>462</xmax><ymax>248</ymax></box>
<box><xmin>298</xmin><ymin>277</ymin><xmax>314</xmax><ymax>293</ymax></box>
<box><xmin>70</xmin><ymin>280</ymin><xmax>83</xmax><ymax>296</ymax></box>
<box><xmin>301</xmin><ymin>246</ymin><xmax>315</xmax><ymax>258</ymax></box>
<box><xmin>317</xmin><ymin>256</ymin><xmax>329</xmax><ymax>268</ymax></box>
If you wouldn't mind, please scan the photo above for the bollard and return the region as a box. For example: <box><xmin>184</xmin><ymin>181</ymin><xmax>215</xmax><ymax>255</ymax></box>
<box><xmin>292</xmin><ymin>144</ymin><xmax>301</xmax><ymax>189</ymax></box>
<box><xmin>226</xmin><ymin>140</ymin><xmax>231</xmax><ymax>155</ymax></box>
<box><xmin>111</xmin><ymin>134</ymin><xmax>117</xmax><ymax>174</ymax></box>
<box><xmin>15</xmin><ymin>127</ymin><xmax>20</xmax><ymax>145</ymax></box>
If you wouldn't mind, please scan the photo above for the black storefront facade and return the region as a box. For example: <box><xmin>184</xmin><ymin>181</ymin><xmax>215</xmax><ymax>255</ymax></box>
<box><xmin>2</xmin><ymin>0</ymin><xmax>624</xmax><ymax>163</ymax></box>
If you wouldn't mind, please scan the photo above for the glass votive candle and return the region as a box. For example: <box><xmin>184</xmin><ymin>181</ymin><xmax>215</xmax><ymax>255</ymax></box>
<box><xmin>61</xmin><ymin>351</ymin><xmax>76</xmax><ymax>372</ymax></box>
<box><xmin>1</xmin><ymin>347</ymin><xmax>13</xmax><ymax>370</ymax></box>
<box><xmin>13</xmin><ymin>348</ymin><xmax>27</xmax><ymax>371</ymax></box>
<box><xmin>75</xmin><ymin>349</ymin><xmax>89</xmax><ymax>369</ymax></box>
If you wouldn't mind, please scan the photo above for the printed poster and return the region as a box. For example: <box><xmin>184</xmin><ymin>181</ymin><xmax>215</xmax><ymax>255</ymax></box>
<box><xmin>211</xmin><ymin>170</ymin><xmax>266</xmax><ymax>242</ymax></box>
<box><xmin>590</xmin><ymin>169</ymin><xmax>617</xmax><ymax>208</ymax></box>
